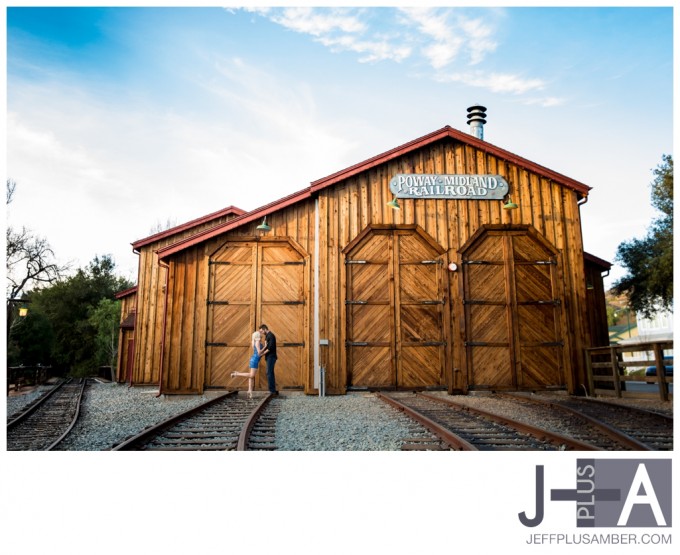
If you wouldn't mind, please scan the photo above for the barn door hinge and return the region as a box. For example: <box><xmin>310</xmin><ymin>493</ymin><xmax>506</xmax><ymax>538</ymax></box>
<box><xmin>283</xmin><ymin>300</ymin><xmax>305</xmax><ymax>305</ymax></box>
<box><xmin>420</xmin><ymin>260</ymin><xmax>443</xmax><ymax>265</ymax></box>
<box><xmin>208</xmin><ymin>261</ymin><xmax>231</xmax><ymax>265</ymax></box>
<box><xmin>347</xmin><ymin>341</ymin><xmax>369</xmax><ymax>346</ymax></box>
<box><xmin>464</xmin><ymin>341</ymin><xmax>504</xmax><ymax>347</ymax></box>
<box><xmin>346</xmin><ymin>260</ymin><xmax>367</xmax><ymax>264</ymax></box>
<box><xmin>346</xmin><ymin>300</ymin><xmax>368</xmax><ymax>305</ymax></box>
<box><xmin>534</xmin><ymin>260</ymin><xmax>557</xmax><ymax>265</ymax></box>
<box><xmin>283</xmin><ymin>342</ymin><xmax>305</xmax><ymax>347</ymax></box>
<box><xmin>421</xmin><ymin>300</ymin><xmax>445</xmax><ymax>305</ymax></box>
<box><xmin>463</xmin><ymin>260</ymin><xmax>491</xmax><ymax>265</ymax></box>
<box><xmin>207</xmin><ymin>300</ymin><xmax>230</xmax><ymax>305</ymax></box>
<box><xmin>420</xmin><ymin>341</ymin><xmax>446</xmax><ymax>346</ymax></box>
<box><xmin>205</xmin><ymin>342</ymin><xmax>228</xmax><ymax>347</ymax></box>
<box><xmin>284</xmin><ymin>261</ymin><xmax>306</xmax><ymax>265</ymax></box>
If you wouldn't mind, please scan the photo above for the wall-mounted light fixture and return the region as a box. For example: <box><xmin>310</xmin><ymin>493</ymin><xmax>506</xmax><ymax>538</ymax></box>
<box><xmin>18</xmin><ymin>307</ymin><xmax>28</xmax><ymax>317</ymax></box>
<box><xmin>256</xmin><ymin>216</ymin><xmax>271</xmax><ymax>232</ymax></box>
<box><xmin>502</xmin><ymin>197</ymin><xmax>518</xmax><ymax>210</ymax></box>
<box><xmin>387</xmin><ymin>196</ymin><xmax>400</xmax><ymax>210</ymax></box>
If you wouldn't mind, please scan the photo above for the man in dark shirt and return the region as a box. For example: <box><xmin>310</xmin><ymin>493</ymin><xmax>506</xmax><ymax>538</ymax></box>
<box><xmin>259</xmin><ymin>324</ymin><xmax>278</xmax><ymax>395</ymax></box>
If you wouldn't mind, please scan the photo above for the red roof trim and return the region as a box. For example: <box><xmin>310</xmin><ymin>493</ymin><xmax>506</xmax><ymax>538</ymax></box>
<box><xmin>115</xmin><ymin>286</ymin><xmax>138</xmax><ymax>299</ymax></box>
<box><xmin>584</xmin><ymin>252</ymin><xmax>612</xmax><ymax>270</ymax></box>
<box><xmin>156</xmin><ymin>188</ymin><xmax>311</xmax><ymax>260</ymax></box>
<box><xmin>131</xmin><ymin>205</ymin><xmax>246</xmax><ymax>250</ymax></box>
<box><xmin>311</xmin><ymin>125</ymin><xmax>591</xmax><ymax>195</ymax></box>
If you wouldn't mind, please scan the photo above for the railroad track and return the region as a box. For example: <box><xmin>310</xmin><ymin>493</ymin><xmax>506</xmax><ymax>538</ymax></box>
<box><xmin>7</xmin><ymin>378</ymin><xmax>88</xmax><ymax>451</ymax></box>
<box><xmin>112</xmin><ymin>392</ymin><xmax>278</xmax><ymax>451</ymax></box>
<box><xmin>377</xmin><ymin>392</ymin><xmax>598</xmax><ymax>451</ymax></box>
<box><xmin>500</xmin><ymin>393</ymin><xmax>673</xmax><ymax>451</ymax></box>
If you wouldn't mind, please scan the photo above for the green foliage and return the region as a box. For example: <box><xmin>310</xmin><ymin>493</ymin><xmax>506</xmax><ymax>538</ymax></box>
<box><xmin>613</xmin><ymin>155</ymin><xmax>673</xmax><ymax>318</ymax></box>
<box><xmin>7</xmin><ymin>311</ymin><xmax>54</xmax><ymax>366</ymax></box>
<box><xmin>88</xmin><ymin>298</ymin><xmax>122</xmax><ymax>369</ymax></box>
<box><xmin>15</xmin><ymin>255</ymin><xmax>134</xmax><ymax>376</ymax></box>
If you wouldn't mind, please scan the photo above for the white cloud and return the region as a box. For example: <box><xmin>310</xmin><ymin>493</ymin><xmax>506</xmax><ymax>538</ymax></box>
<box><xmin>266</xmin><ymin>7</ymin><xmax>366</xmax><ymax>36</ymax></box>
<box><xmin>435</xmin><ymin>70</ymin><xmax>546</xmax><ymax>95</ymax></box>
<box><xmin>317</xmin><ymin>34</ymin><xmax>412</xmax><ymax>64</ymax></box>
<box><xmin>398</xmin><ymin>7</ymin><xmax>497</xmax><ymax>69</ymax></box>
<box><xmin>399</xmin><ymin>7</ymin><xmax>463</xmax><ymax>69</ymax></box>
<box><xmin>459</xmin><ymin>16</ymin><xmax>497</xmax><ymax>65</ymax></box>
<box><xmin>258</xmin><ymin>7</ymin><xmax>411</xmax><ymax>64</ymax></box>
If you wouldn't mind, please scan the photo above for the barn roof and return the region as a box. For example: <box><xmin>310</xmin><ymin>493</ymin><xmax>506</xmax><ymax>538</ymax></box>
<box><xmin>584</xmin><ymin>252</ymin><xmax>612</xmax><ymax>270</ymax></box>
<box><xmin>156</xmin><ymin>124</ymin><xmax>592</xmax><ymax>261</ymax></box>
<box><xmin>131</xmin><ymin>205</ymin><xmax>246</xmax><ymax>251</ymax></box>
<box><xmin>115</xmin><ymin>285</ymin><xmax>138</xmax><ymax>299</ymax></box>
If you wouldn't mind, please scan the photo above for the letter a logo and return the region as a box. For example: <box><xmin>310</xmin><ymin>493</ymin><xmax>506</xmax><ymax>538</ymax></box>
<box><xmin>617</xmin><ymin>463</ymin><xmax>667</xmax><ymax>526</ymax></box>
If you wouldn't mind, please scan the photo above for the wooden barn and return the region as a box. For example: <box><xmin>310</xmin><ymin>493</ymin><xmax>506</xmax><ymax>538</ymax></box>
<box><xmin>117</xmin><ymin>107</ymin><xmax>611</xmax><ymax>396</ymax></box>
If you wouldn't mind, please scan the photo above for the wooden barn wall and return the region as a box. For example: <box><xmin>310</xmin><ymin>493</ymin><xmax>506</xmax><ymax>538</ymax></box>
<box><xmin>115</xmin><ymin>292</ymin><xmax>137</xmax><ymax>383</ymax></box>
<box><xmin>584</xmin><ymin>261</ymin><xmax>610</xmax><ymax>348</ymax></box>
<box><xmin>130</xmin><ymin>213</ymin><xmax>241</xmax><ymax>386</ymax></box>
<box><xmin>159</xmin><ymin>137</ymin><xmax>589</xmax><ymax>394</ymax></box>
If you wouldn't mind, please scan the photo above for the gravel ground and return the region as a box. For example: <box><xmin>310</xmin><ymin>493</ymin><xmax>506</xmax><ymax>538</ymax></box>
<box><xmin>6</xmin><ymin>382</ymin><xmax>672</xmax><ymax>451</ymax></box>
<box><xmin>273</xmin><ymin>392</ymin><xmax>431</xmax><ymax>450</ymax></box>
<box><xmin>6</xmin><ymin>381</ymin><xmax>433</xmax><ymax>451</ymax></box>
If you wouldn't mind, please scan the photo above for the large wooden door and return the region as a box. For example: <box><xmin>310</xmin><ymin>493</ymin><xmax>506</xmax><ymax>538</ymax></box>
<box><xmin>345</xmin><ymin>227</ymin><xmax>447</xmax><ymax>389</ymax></box>
<box><xmin>462</xmin><ymin>226</ymin><xmax>565</xmax><ymax>390</ymax></box>
<box><xmin>205</xmin><ymin>240</ymin><xmax>306</xmax><ymax>390</ymax></box>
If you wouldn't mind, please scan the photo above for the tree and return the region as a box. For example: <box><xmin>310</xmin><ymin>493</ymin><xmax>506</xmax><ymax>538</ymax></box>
<box><xmin>148</xmin><ymin>217</ymin><xmax>179</xmax><ymax>235</ymax></box>
<box><xmin>6</xmin><ymin>179</ymin><xmax>68</xmax><ymax>300</ymax></box>
<box><xmin>27</xmin><ymin>255</ymin><xmax>133</xmax><ymax>375</ymax></box>
<box><xmin>7</xmin><ymin>311</ymin><xmax>54</xmax><ymax>366</ymax></box>
<box><xmin>613</xmin><ymin>155</ymin><xmax>673</xmax><ymax>317</ymax></box>
<box><xmin>88</xmin><ymin>298</ymin><xmax>122</xmax><ymax>371</ymax></box>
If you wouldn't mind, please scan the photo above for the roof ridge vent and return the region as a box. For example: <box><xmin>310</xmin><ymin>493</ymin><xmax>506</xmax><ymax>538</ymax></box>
<box><xmin>466</xmin><ymin>104</ymin><xmax>487</xmax><ymax>140</ymax></box>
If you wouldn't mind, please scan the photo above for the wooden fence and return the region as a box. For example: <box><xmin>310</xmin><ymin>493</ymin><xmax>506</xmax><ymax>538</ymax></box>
<box><xmin>7</xmin><ymin>365</ymin><xmax>52</xmax><ymax>395</ymax></box>
<box><xmin>585</xmin><ymin>340</ymin><xmax>673</xmax><ymax>401</ymax></box>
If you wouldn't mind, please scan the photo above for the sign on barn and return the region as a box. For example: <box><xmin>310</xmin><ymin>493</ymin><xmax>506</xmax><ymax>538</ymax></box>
<box><xmin>390</xmin><ymin>173</ymin><xmax>509</xmax><ymax>200</ymax></box>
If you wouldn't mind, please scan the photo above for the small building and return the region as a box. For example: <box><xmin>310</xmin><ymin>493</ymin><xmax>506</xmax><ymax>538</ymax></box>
<box><xmin>117</xmin><ymin>106</ymin><xmax>610</xmax><ymax>396</ymax></box>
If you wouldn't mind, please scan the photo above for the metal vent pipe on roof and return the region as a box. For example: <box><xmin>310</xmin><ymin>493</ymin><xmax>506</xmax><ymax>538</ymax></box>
<box><xmin>467</xmin><ymin>104</ymin><xmax>487</xmax><ymax>140</ymax></box>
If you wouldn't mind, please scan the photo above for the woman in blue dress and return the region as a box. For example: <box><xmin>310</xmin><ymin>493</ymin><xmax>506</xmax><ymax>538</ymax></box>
<box><xmin>231</xmin><ymin>331</ymin><xmax>264</xmax><ymax>399</ymax></box>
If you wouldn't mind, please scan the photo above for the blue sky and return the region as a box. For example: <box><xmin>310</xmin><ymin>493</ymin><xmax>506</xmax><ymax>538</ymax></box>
<box><xmin>5</xmin><ymin>5</ymin><xmax>675</xmax><ymax>288</ymax></box>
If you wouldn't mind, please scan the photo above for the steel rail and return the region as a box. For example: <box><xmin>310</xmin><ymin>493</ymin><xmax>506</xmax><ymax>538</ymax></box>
<box><xmin>568</xmin><ymin>395</ymin><xmax>673</xmax><ymax>422</ymax></box>
<box><xmin>111</xmin><ymin>391</ymin><xmax>237</xmax><ymax>451</ymax></box>
<box><xmin>45</xmin><ymin>378</ymin><xmax>88</xmax><ymax>451</ymax></box>
<box><xmin>7</xmin><ymin>378</ymin><xmax>67</xmax><ymax>429</ymax></box>
<box><xmin>498</xmin><ymin>393</ymin><xmax>653</xmax><ymax>451</ymax></box>
<box><xmin>376</xmin><ymin>392</ymin><xmax>477</xmax><ymax>450</ymax></box>
<box><xmin>416</xmin><ymin>392</ymin><xmax>600</xmax><ymax>451</ymax></box>
<box><xmin>237</xmin><ymin>393</ymin><xmax>274</xmax><ymax>451</ymax></box>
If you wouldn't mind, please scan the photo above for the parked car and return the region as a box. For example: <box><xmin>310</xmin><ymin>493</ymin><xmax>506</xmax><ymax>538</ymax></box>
<box><xmin>645</xmin><ymin>358</ymin><xmax>673</xmax><ymax>383</ymax></box>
